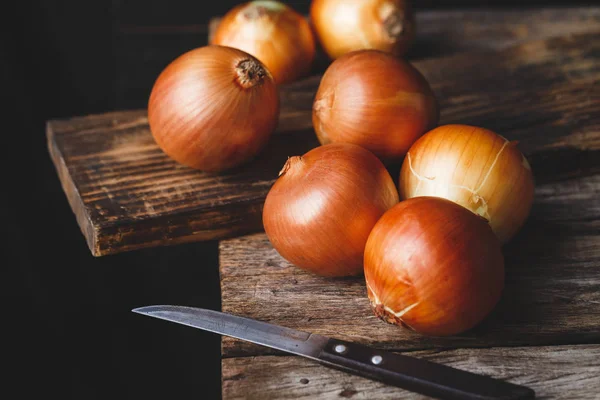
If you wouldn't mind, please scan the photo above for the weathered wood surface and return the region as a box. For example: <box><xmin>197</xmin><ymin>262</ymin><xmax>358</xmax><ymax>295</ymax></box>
<box><xmin>119</xmin><ymin>8</ymin><xmax>600</xmax><ymax>105</ymax></box>
<box><xmin>208</xmin><ymin>7</ymin><xmax>600</xmax><ymax>58</ymax></box>
<box><xmin>222</xmin><ymin>345</ymin><xmax>600</xmax><ymax>399</ymax></box>
<box><xmin>48</xmin><ymin>9</ymin><xmax>600</xmax><ymax>256</ymax></box>
<box><xmin>218</xmin><ymin>7</ymin><xmax>600</xmax><ymax>400</ymax></box>
<box><xmin>219</xmin><ymin>173</ymin><xmax>600</xmax><ymax>398</ymax></box>
<box><xmin>219</xmin><ymin>174</ymin><xmax>600</xmax><ymax>358</ymax></box>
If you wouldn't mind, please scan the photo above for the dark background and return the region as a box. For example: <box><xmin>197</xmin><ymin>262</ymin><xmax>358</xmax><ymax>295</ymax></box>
<box><xmin>2</xmin><ymin>0</ymin><xmax>586</xmax><ymax>399</ymax></box>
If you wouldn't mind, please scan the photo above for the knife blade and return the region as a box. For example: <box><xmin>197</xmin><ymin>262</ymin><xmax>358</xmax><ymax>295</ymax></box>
<box><xmin>132</xmin><ymin>305</ymin><xmax>535</xmax><ymax>400</ymax></box>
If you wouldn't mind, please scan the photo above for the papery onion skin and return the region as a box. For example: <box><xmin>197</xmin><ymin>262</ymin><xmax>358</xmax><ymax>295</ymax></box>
<box><xmin>262</xmin><ymin>143</ymin><xmax>399</xmax><ymax>277</ymax></box>
<box><xmin>399</xmin><ymin>124</ymin><xmax>535</xmax><ymax>244</ymax></box>
<box><xmin>211</xmin><ymin>1</ymin><xmax>316</xmax><ymax>84</ymax></box>
<box><xmin>364</xmin><ymin>197</ymin><xmax>504</xmax><ymax>336</ymax></box>
<box><xmin>312</xmin><ymin>50</ymin><xmax>438</xmax><ymax>163</ymax></box>
<box><xmin>310</xmin><ymin>0</ymin><xmax>415</xmax><ymax>59</ymax></box>
<box><xmin>148</xmin><ymin>46</ymin><xmax>279</xmax><ymax>172</ymax></box>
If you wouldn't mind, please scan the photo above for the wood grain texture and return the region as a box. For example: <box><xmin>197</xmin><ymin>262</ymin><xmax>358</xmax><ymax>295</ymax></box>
<box><xmin>119</xmin><ymin>8</ymin><xmax>599</xmax><ymax>108</ymax></box>
<box><xmin>48</xmin><ymin>11</ymin><xmax>600</xmax><ymax>256</ymax></box>
<box><xmin>219</xmin><ymin>174</ymin><xmax>600</xmax><ymax>398</ymax></box>
<box><xmin>222</xmin><ymin>345</ymin><xmax>600</xmax><ymax>399</ymax></box>
<box><xmin>208</xmin><ymin>7</ymin><xmax>600</xmax><ymax>58</ymax></box>
<box><xmin>219</xmin><ymin>173</ymin><xmax>600</xmax><ymax>358</ymax></box>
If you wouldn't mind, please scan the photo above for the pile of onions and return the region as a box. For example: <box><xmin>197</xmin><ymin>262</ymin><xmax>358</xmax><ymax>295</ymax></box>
<box><xmin>211</xmin><ymin>1</ymin><xmax>316</xmax><ymax>84</ymax></box>
<box><xmin>310</xmin><ymin>0</ymin><xmax>416</xmax><ymax>59</ymax></box>
<box><xmin>262</xmin><ymin>143</ymin><xmax>399</xmax><ymax>277</ymax></box>
<box><xmin>148</xmin><ymin>45</ymin><xmax>279</xmax><ymax>172</ymax></box>
<box><xmin>399</xmin><ymin>124</ymin><xmax>535</xmax><ymax>243</ymax></box>
<box><xmin>312</xmin><ymin>50</ymin><xmax>438</xmax><ymax>163</ymax></box>
<box><xmin>364</xmin><ymin>197</ymin><xmax>504</xmax><ymax>336</ymax></box>
<box><xmin>142</xmin><ymin>1</ymin><xmax>534</xmax><ymax>340</ymax></box>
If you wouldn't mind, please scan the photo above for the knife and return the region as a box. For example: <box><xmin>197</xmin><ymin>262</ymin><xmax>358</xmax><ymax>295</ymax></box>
<box><xmin>132</xmin><ymin>305</ymin><xmax>535</xmax><ymax>400</ymax></box>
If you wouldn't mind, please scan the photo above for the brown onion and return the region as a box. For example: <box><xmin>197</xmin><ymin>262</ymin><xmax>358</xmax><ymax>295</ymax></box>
<box><xmin>211</xmin><ymin>1</ymin><xmax>316</xmax><ymax>84</ymax></box>
<box><xmin>313</xmin><ymin>50</ymin><xmax>438</xmax><ymax>163</ymax></box>
<box><xmin>310</xmin><ymin>0</ymin><xmax>415</xmax><ymax>59</ymax></box>
<box><xmin>364</xmin><ymin>197</ymin><xmax>504</xmax><ymax>336</ymax></box>
<box><xmin>262</xmin><ymin>143</ymin><xmax>399</xmax><ymax>277</ymax></box>
<box><xmin>148</xmin><ymin>45</ymin><xmax>279</xmax><ymax>172</ymax></box>
<box><xmin>399</xmin><ymin>124</ymin><xmax>535</xmax><ymax>243</ymax></box>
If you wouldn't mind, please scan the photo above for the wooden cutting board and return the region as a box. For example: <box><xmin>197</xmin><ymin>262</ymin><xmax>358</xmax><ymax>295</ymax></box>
<box><xmin>47</xmin><ymin>7</ymin><xmax>600</xmax><ymax>257</ymax></box>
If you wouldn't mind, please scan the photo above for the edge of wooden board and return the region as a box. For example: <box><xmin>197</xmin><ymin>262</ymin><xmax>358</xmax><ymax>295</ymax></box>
<box><xmin>47</xmin><ymin>120</ymin><xmax>98</xmax><ymax>254</ymax></box>
<box><xmin>46</xmin><ymin>29</ymin><xmax>600</xmax><ymax>256</ymax></box>
<box><xmin>222</xmin><ymin>344</ymin><xmax>600</xmax><ymax>399</ymax></box>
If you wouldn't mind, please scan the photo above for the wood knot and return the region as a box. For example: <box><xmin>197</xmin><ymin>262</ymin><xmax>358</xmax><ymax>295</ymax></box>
<box><xmin>339</xmin><ymin>388</ymin><xmax>358</xmax><ymax>398</ymax></box>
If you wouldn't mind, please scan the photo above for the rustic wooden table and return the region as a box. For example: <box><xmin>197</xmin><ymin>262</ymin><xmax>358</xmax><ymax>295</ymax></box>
<box><xmin>46</xmin><ymin>6</ymin><xmax>600</xmax><ymax>399</ymax></box>
<box><xmin>216</xmin><ymin>7</ymin><xmax>600</xmax><ymax>399</ymax></box>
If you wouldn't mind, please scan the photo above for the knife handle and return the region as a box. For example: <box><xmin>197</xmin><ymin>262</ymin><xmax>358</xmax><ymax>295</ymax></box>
<box><xmin>318</xmin><ymin>339</ymin><xmax>535</xmax><ymax>400</ymax></box>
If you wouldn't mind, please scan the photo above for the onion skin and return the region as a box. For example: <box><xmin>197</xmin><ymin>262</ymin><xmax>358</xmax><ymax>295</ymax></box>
<box><xmin>262</xmin><ymin>143</ymin><xmax>399</xmax><ymax>277</ymax></box>
<box><xmin>211</xmin><ymin>1</ymin><xmax>316</xmax><ymax>84</ymax></box>
<box><xmin>310</xmin><ymin>0</ymin><xmax>415</xmax><ymax>59</ymax></box>
<box><xmin>364</xmin><ymin>197</ymin><xmax>504</xmax><ymax>336</ymax></box>
<box><xmin>148</xmin><ymin>46</ymin><xmax>279</xmax><ymax>172</ymax></box>
<box><xmin>313</xmin><ymin>50</ymin><xmax>438</xmax><ymax>163</ymax></box>
<box><xmin>399</xmin><ymin>124</ymin><xmax>535</xmax><ymax>244</ymax></box>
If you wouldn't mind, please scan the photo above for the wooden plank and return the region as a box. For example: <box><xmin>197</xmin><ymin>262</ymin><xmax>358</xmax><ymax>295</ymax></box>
<box><xmin>118</xmin><ymin>7</ymin><xmax>599</xmax><ymax>107</ymax></box>
<box><xmin>219</xmin><ymin>173</ymin><xmax>600</xmax><ymax>358</ymax></box>
<box><xmin>48</xmin><ymin>28</ymin><xmax>600</xmax><ymax>256</ymax></box>
<box><xmin>207</xmin><ymin>7</ymin><xmax>600</xmax><ymax>58</ymax></box>
<box><xmin>113</xmin><ymin>1</ymin><xmax>594</xmax><ymax>28</ymax></box>
<box><xmin>222</xmin><ymin>344</ymin><xmax>600</xmax><ymax>399</ymax></box>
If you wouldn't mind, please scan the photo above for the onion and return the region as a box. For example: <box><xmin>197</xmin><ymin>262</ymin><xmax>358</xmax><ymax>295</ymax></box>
<box><xmin>364</xmin><ymin>197</ymin><xmax>504</xmax><ymax>336</ymax></box>
<box><xmin>399</xmin><ymin>124</ymin><xmax>535</xmax><ymax>243</ymax></box>
<box><xmin>310</xmin><ymin>0</ymin><xmax>415</xmax><ymax>59</ymax></box>
<box><xmin>211</xmin><ymin>1</ymin><xmax>316</xmax><ymax>84</ymax></box>
<box><xmin>148</xmin><ymin>45</ymin><xmax>279</xmax><ymax>172</ymax></box>
<box><xmin>262</xmin><ymin>143</ymin><xmax>399</xmax><ymax>277</ymax></box>
<box><xmin>312</xmin><ymin>50</ymin><xmax>438</xmax><ymax>163</ymax></box>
